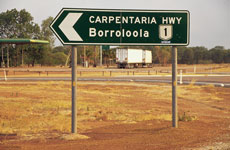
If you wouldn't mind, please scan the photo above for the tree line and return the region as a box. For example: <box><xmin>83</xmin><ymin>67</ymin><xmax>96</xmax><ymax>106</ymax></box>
<box><xmin>123</xmin><ymin>45</ymin><xmax>230</xmax><ymax>66</ymax></box>
<box><xmin>0</xmin><ymin>9</ymin><xmax>229</xmax><ymax>67</ymax></box>
<box><xmin>0</xmin><ymin>9</ymin><xmax>115</xmax><ymax>67</ymax></box>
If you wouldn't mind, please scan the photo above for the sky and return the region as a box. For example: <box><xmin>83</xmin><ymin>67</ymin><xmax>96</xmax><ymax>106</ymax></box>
<box><xmin>0</xmin><ymin>0</ymin><xmax>229</xmax><ymax>49</ymax></box>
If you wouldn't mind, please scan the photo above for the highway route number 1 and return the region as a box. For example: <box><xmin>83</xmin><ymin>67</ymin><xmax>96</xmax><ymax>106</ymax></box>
<box><xmin>159</xmin><ymin>25</ymin><xmax>173</xmax><ymax>41</ymax></box>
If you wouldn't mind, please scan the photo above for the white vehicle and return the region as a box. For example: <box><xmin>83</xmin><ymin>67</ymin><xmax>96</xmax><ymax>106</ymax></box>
<box><xmin>116</xmin><ymin>48</ymin><xmax>152</xmax><ymax>68</ymax></box>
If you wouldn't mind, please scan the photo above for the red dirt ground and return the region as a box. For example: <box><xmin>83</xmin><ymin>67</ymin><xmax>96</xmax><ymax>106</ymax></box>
<box><xmin>1</xmin><ymin>119</ymin><xmax>230</xmax><ymax>150</ymax></box>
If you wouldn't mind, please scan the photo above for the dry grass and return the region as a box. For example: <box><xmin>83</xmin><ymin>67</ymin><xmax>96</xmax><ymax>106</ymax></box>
<box><xmin>179</xmin><ymin>111</ymin><xmax>197</xmax><ymax>122</ymax></box>
<box><xmin>0</xmin><ymin>81</ymin><xmax>229</xmax><ymax>137</ymax></box>
<box><xmin>211</xmin><ymin>64</ymin><xmax>230</xmax><ymax>72</ymax></box>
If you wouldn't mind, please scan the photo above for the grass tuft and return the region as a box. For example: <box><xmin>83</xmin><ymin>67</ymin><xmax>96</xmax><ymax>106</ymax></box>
<box><xmin>179</xmin><ymin>112</ymin><xmax>197</xmax><ymax>122</ymax></box>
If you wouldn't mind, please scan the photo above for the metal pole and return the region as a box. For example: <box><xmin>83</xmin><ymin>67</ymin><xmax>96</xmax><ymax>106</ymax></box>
<box><xmin>172</xmin><ymin>46</ymin><xmax>178</xmax><ymax>128</ymax></box>
<box><xmin>71</xmin><ymin>46</ymin><xmax>77</xmax><ymax>133</ymax></box>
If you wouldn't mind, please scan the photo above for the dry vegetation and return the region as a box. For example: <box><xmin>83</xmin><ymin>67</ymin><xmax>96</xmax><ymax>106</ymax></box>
<box><xmin>0</xmin><ymin>81</ymin><xmax>229</xmax><ymax>139</ymax></box>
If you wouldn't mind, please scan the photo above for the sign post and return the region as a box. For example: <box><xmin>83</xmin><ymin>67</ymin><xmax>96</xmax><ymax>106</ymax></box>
<box><xmin>71</xmin><ymin>46</ymin><xmax>77</xmax><ymax>133</ymax></box>
<box><xmin>172</xmin><ymin>46</ymin><xmax>178</xmax><ymax>128</ymax></box>
<box><xmin>50</xmin><ymin>8</ymin><xmax>190</xmax><ymax>132</ymax></box>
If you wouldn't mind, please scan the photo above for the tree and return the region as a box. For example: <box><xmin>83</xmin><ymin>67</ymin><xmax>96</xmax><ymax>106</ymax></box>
<box><xmin>191</xmin><ymin>47</ymin><xmax>206</xmax><ymax>64</ymax></box>
<box><xmin>0</xmin><ymin>9</ymin><xmax>37</xmax><ymax>38</ymax></box>
<box><xmin>155</xmin><ymin>46</ymin><xmax>171</xmax><ymax>66</ymax></box>
<box><xmin>41</xmin><ymin>16</ymin><xmax>55</xmax><ymax>48</ymax></box>
<box><xmin>0</xmin><ymin>9</ymin><xmax>20</xmax><ymax>38</ymax></box>
<box><xmin>103</xmin><ymin>48</ymin><xmax>116</xmax><ymax>66</ymax></box>
<box><xmin>209</xmin><ymin>46</ymin><xmax>225</xmax><ymax>63</ymax></box>
<box><xmin>52</xmin><ymin>46</ymin><xmax>70</xmax><ymax>55</ymax></box>
<box><xmin>151</xmin><ymin>46</ymin><xmax>160</xmax><ymax>64</ymax></box>
<box><xmin>0</xmin><ymin>9</ymin><xmax>43</xmax><ymax>67</ymax></box>
<box><xmin>177</xmin><ymin>46</ymin><xmax>186</xmax><ymax>64</ymax></box>
<box><xmin>52</xmin><ymin>52</ymin><xmax>67</xmax><ymax>66</ymax></box>
<box><xmin>85</xmin><ymin>46</ymin><xmax>95</xmax><ymax>65</ymax></box>
<box><xmin>182</xmin><ymin>48</ymin><xmax>194</xmax><ymax>64</ymax></box>
<box><xmin>25</xmin><ymin>44</ymin><xmax>47</xmax><ymax>66</ymax></box>
<box><xmin>223</xmin><ymin>50</ymin><xmax>230</xmax><ymax>63</ymax></box>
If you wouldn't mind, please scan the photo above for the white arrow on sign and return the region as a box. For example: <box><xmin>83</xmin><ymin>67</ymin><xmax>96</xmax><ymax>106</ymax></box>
<box><xmin>59</xmin><ymin>13</ymin><xmax>83</xmax><ymax>41</ymax></box>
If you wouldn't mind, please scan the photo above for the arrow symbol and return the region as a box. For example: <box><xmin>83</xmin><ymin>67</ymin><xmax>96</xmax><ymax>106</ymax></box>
<box><xmin>59</xmin><ymin>13</ymin><xmax>83</xmax><ymax>41</ymax></box>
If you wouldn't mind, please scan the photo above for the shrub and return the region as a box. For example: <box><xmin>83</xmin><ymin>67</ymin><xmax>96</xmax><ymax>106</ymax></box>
<box><xmin>179</xmin><ymin>112</ymin><xmax>197</xmax><ymax>122</ymax></box>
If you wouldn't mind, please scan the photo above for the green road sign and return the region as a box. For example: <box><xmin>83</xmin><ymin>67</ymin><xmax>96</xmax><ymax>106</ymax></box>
<box><xmin>50</xmin><ymin>8</ymin><xmax>190</xmax><ymax>46</ymax></box>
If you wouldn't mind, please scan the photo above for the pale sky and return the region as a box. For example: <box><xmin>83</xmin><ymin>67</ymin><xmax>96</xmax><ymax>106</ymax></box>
<box><xmin>0</xmin><ymin>0</ymin><xmax>229</xmax><ymax>49</ymax></box>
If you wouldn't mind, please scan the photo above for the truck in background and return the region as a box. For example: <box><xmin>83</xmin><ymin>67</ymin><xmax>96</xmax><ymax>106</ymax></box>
<box><xmin>116</xmin><ymin>48</ymin><xmax>152</xmax><ymax>68</ymax></box>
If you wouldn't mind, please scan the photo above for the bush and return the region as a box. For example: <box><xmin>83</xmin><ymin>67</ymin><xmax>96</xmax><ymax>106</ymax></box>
<box><xmin>52</xmin><ymin>52</ymin><xmax>67</xmax><ymax>66</ymax></box>
<box><xmin>179</xmin><ymin>112</ymin><xmax>197</xmax><ymax>122</ymax></box>
<box><xmin>41</xmin><ymin>52</ymin><xmax>67</xmax><ymax>66</ymax></box>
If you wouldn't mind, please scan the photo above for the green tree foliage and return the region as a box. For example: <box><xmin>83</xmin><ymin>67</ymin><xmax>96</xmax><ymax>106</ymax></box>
<box><xmin>38</xmin><ymin>45</ymin><xmax>70</xmax><ymax>66</ymax></box>
<box><xmin>177</xmin><ymin>46</ymin><xmax>230</xmax><ymax>64</ymax></box>
<box><xmin>51</xmin><ymin>52</ymin><xmax>67</xmax><ymax>66</ymax></box>
<box><xmin>117</xmin><ymin>45</ymin><xmax>230</xmax><ymax>65</ymax></box>
<box><xmin>177</xmin><ymin>46</ymin><xmax>186</xmax><ymax>63</ymax></box>
<box><xmin>103</xmin><ymin>48</ymin><xmax>116</xmax><ymax>66</ymax></box>
<box><xmin>25</xmin><ymin>44</ymin><xmax>47</xmax><ymax>66</ymax></box>
<box><xmin>0</xmin><ymin>9</ymin><xmax>45</xmax><ymax>67</ymax></box>
<box><xmin>0</xmin><ymin>9</ymin><xmax>64</xmax><ymax>67</ymax></box>
<box><xmin>223</xmin><ymin>50</ymin><xmax>230</xmax><ymax>63</ymax></box>
<box><xmin>178</xmin><ymin>46</ymin><xmax>211</xmax><ymax>64</ymax></box>
<box><xmin>192</xmin><ymin>47</ymin><xmax>209</xmax><ymax>64</ymax></box>
<box><xmin>182</xmin><ymin>48</ymin><xmax>194</xmax><ymax>64</ymax></box>
<box><xmin>52</xmin><ymin>46</ymin><xmax>70</xmax><ymax>55</ymax></box>
<box><xmin>41</xmin><ymin>16</ymin><xmax>55</xmax><ymax>48</ymax></box>
<box><xmin>0</xmin><ymin>9</ymin><xmax>38</xmax><ymax>38</ymax></box>
<box><xmin>209</xmin><ymin>46</ymin><xmax>225</xmax><ymax>64</ymax></box>
<box><xmin>77</xmin><ymin>46</ymin><xmax>100</xmax><ymax>66</ymax></box>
